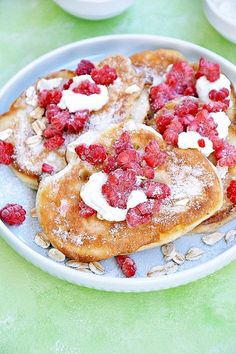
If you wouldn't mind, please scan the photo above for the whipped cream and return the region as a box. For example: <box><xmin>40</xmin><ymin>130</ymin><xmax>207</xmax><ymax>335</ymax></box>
<box><xmin>196</xmin><ymin>73</ymin><xmax>231</xmax><ymax>105</ymax></box>
<box><xmin>210</xmin><ymin>111</ymin><xmax>231</xmax><ymax>139</ymax></box>
<box><xmin>66</xmin><ymin>130</ymin><xmax>101</xmax><ymax>162</ymax></box>
<box><xmin>37</xmin><ymin>78</ymin><xmax>63</xmax><ymax>92</ymax></box>
<box><xmin>178</xmin><ymin>131</ymin><xmax>214</xmax><ymax>157</ymax></box>
<box><xmin>216</xmin><ymin>165</ymin><xmax>228</xmax><ymax>179</ymax></box>
<box><xmin>58</xmin><ymin>75</ymin><xmax>109</xmax><ymax>113</ymax></box>
<box><xmin>25</xmin><ymin>86</ymin><xmax>38</xmax><ymax>106</ymax></box>
<box><xmin>80</xmin><ymin>171</ymin><xmax>147</xmax><ymax>222</ymax></box>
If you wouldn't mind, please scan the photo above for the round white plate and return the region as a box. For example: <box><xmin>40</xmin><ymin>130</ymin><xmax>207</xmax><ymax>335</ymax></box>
<box><xmin>1</xmin><ymin>34</ymin><xmax>236</xmax><ymax>292</ymax></box>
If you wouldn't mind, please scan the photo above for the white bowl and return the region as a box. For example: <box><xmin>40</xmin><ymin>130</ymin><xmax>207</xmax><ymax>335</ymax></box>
<box><xmin>53</xmin><ymin>0</ymin><xmax>135</xmax><ymax>20</ymax></box>
<box><xmin>204</xmin><ymin>0</ymin><xmax>236</xmax><ymax>43</ymax></box>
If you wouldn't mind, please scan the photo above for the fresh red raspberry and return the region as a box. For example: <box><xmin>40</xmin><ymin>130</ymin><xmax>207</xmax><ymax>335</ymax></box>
<box><xmin>45</xmin><ymin>104</ymin><xmax>61</xmax><ymax>123</ymax></box>
<box><xmin>0</xmin><ymin>203</ymin><xmax>26</xmax><ymax>225</ymax></box>
<box><xmin>116</xmin><ymin>149</ymin><xmax>142</xmax><ymax>167</ymax></box>
<box><xmin>209</xmin><ymin>88</ymin><xmax>229</xmax><ymax>101</ymax></box>
<box><xmin>193</xmin><ymin>109</ymin><xmax>218</xmax><ymax>141</ymax></box>
<box><xmin>143</xmin><ymin>140</ymin><xmax>168</xmax><ymax>167</ymax></box>
<box><xmin>156</xmin><ymin>111</ymin><xmax>174</xmax><ymax>134</ymax></box>
<box><xmin>63</xmin><ymin>78</ymin><xmax>73</xmax><ymax>90</ymax></box>
<box><xmin>198</xmin><ymin>139</ymin><xmax>205</xmax><ymax>148</ymax></box>
<box><xmin>141</xmin><ymin>180</ymin><xmax>171</xmax><ymax>200</ymax></box>
<box><xmin>116</xmin><ymin>255</ymin><xmax>137</xmax><ymax>278</ymax></box>
<box><xmin>38</xmin><ymin>89</ymin><xmax>62</xmax><ymax>108</ymax></box>
<box><xmin>120</xmin><ymin>161</ymin><xmax>142</xmax><ymax>174</ymax></box>
<box><xmin>136</xmin><ymin>199</ymin><xmax>161</xmax><ymax>215</ymax></box>
<box><xmin>43</xmin><ymin>125</ymin><xmax>63</xmax><ymax>138</ymax></box>
<box><xmin>103</xmin><ymin>156</ymin><xmax>119</xmax><ymax>174</ymax></box>
<box><xmin>140</xmin><ymin>166</ymin><xmax>155</xmax><ymax>179</ymax></box>
<box><xmin>126</xmin><ymin>203</ymin><xmax>152</xmax><ymax>227</ymax></box>
<box><xmin>227</xmin><ymin>180</ymin><xmax>236</xmax><ymax>204</ymax></box>
<box><xmin>51</xmin><ymin>109</ymin><xmax>70</xmax><ymax>131</ymax></box>
<box><xmin>42</xmin><ymin>163</ymin><xmax>54</xmax><ymax>173</ymax></box>
<box><xmin>213</xmin><ymin>139</ymin><xmax>236</xmax><ymax>167</ymax></box>
<box><xmin>76</xmin><ymin>59</ymin><xmax>95</xmax><ymax>76</ymax></box>
<box><xmin>166</xmin><ymin>61</ymin><xmax>196</xmax><ymax>96</ymax></box>
<box><xmin>203</xmin><ymin>101</ymin><xmax>229</xmax><ymax>113</ymax></box>
<box><xmin>66</xmin><ymin>110</ymin><xmax>89</xmax><ymax>133</ymax></box>
<box><xmin>0</xmin><ymin>141</ymin><xmax>14</xmax><ymax>165</ymax></box>
<box><xmin>196</xmin><ymin>57</ymin><xmax>220</xmax><ymax>82</ymax></box>
<box><xmin>174</xmin><ymin>99</ymin><xmax>199</xmax><ymax>117</ymax></box>
<box><xmin>150</xmin><ymin>83</ymin><xmax>177</xmax><ymax>112</ymax></box>
<box><xmin>73</xmin><ymin>80</ymin><xmax>101</xmax><ymax>95</ymax></box>
<box><xmin>78</xmin><ymin>200</ymin><xmax>96</xmax><ymax>217</ymax></box>
<box><xmin>114</xmin><ymin>131</ymin><xmax>133</xmax><ymax>154</ymax></box>
<box><xmin>75</xmin><ymin>144</ymin><xmax>107</xmax><ymax>165</ymax></box>
<box><xmin>91</xmin><ymin>65</ymin><xmax>117</xmax><ymax>86</ymax></box>
<box><xmin>44</xmin><ymin>135</ymin><xmax>65</xmax><ymax>150</ymax></box>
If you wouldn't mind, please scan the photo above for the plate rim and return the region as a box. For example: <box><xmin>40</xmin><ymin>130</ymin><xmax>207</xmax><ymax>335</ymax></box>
<box><xmin>1</xmin><ymin>33</ymin><xmax>236</xmax><ymax>292</ymax></box>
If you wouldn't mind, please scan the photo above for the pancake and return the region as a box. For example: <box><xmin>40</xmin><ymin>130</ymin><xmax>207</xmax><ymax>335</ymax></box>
<box><xmin>0</xmin><ymin>55</ymin><xmax>148</xmax><ymax>189</ymax></box>
<box><xmin>36</xmin><ymin>122</ymin><xmax>223</xmax><ymax>262</ymax></box>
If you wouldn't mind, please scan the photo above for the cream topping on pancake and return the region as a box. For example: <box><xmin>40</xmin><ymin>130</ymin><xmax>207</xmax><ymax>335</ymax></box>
<box><xmin>37</xmin><ymin>78</ymin><xmax>63</xmax><ymax>92</ymax></box>
<box><xmin>210</xmin><ymin>111</ymin><xmax>231</xmax><ymax>139</ymax></box>
<box><xmin>196</xmin><ymin>73</ymin><xmax>231</xmax><ymax>105</ymax></box>
<box><xmin>178</xmin><ymin>131</ymin><xmax>214</xmax><ymax>157</ymax></box>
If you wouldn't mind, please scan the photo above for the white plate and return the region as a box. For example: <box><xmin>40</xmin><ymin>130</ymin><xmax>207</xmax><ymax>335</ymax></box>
<box><xmin>1</xmin><ymin>34</ymin><xmax>236</xmax><ymax>292</ymax></box>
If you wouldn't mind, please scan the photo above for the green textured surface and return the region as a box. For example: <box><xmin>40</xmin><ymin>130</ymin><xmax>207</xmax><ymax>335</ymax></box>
<box><xmin>0</xmin><ymin>0</ymin><xmax>236</xmax><ymax>353</ymax></box>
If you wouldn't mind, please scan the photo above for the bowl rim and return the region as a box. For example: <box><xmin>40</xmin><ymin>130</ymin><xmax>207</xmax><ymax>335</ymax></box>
<box><xmin>205</xmin><ymin>0</ymin><xmax>236</xmax><ymax>27</ymax></box>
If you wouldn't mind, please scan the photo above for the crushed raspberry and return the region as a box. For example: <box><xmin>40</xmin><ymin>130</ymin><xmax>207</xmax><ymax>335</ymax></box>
<box><xmin>42</xmin><ymin>163</ymin><xmax>54</xmax><ymax>173</ymax></box>
<box><xmin>196</xmin><ymin>57</ymin><xmax>220</xmax><ymax>82</ymax></box>
<box><xmin>44</xmin><ymin>135</ymin><xmax>65</xmax><ymax>150</ymax></box>
<box><xmin>63</xmin><ymin>78</ymin><xmax>73</xmax><ymax>90</ymax></box>
<box><xmin>166</xmin><ymin>61</ymin><xmax>196</xmax><ymax>96</ymax></box>
<box><xmin>213</xmin><ymin>139</ymin><xmax>236</xmax><ymax>167</ymax></box>
<box><xmin>116</xmin><ymin>149</ymin><xmax>142</xmax><ymax>167</ymax></box>
<box><xmin>209</xmin><ymin>88</ymin><xmax>229</xmax><ymax>101</ymax></box>
<box><xmin>0</xmin><ymin>203</ymin><xmax>26</xmax><ymax>226</ymax></box>
<box><xmin>140</xmin><ymin>166</ymin><xmax>155</xmax><ymax>179</ymax></box>
<box><xmin>75</xmin><ymin>144</ymin><xmax>107</xmax><ymax>165</ymax></box>
<box><xmin>198</xmin><ymin>139</ymin><xmax>205</xmax><ymax>148</ymax></box>
<box><xmin>141</xmin><ymin>180</ymin><xmax>171</xmax><ymax>200</ymax></box>
<box><xmin>38</xmin><ymin>89</ymin><xmax>62</xmax><ymax>108</ymax></box>
<box><xmin>66</xmin><ymin>110</ymin><xmax>89</xmax><ymax>133</ymax></box>
<box><xmin>91</xmin><ymin>65</ymin><xmax>117</xmax><ymax>86</ymax></box>
<box><xmin>78</xmin><ymin>200</ymin><xmax>96</xmax><ymax>217</ymax></box>
<box><xmin>143</xmin><ymin>140</ymin><xmax>167</xmax><ymax>167</ymax></box>
<box><xmin>103</xmin><ymin>156</ymin><xmax>119</xmax><ymax>174</ymax></box>
<box><xmin>102</xmin><ymin>169</ymin><xmax>136</xmax><ymax>209</ymax></box>
<box><xmin>0</xmin><ymin>141</ymin><xmax>14</xmax><ymax>165</ymax></box>
<box><xmin>156</xmin><ymin>112</ymin><xmax>174</xmax><ymax>134</ymax></box>
<box><xmin>203</xmin><ymin>101</ymin><xmax>229</xmax><ymax>113</ymax></box>
<box><xmin>174</xmin><ymin>99</ymin><xmax>199</xmax><ymax>117</ymax></box>
<box><xmin>114</xmin><ymin>132</ymin><xmax>133</xmax><ymax>154</ymax></box>
<box><xmin>227</xmin><ymin>180</ymin><xmax>236</xmax><ymax>204</ymax></box>
<box><xmin>73</xmin><ymin>80</ymin><xmax>101</xmax><ymax>95</ymax></box>
<box><xmin>51</xmin><ymin>109</ymin><xmax>70</xmax><ymax>131</ymax></box>
<box><xmin>76</xmin><ymin>59</ymin><xmax>95</xmax><ymax>76</ymax></box>
<box><xmin>43</xmin><ymin>125</ymin><xmax>63</xmax><ymax>138</ymax></box>
<box><xmin>150</xmin><ymin>83</ymin><xmax>177</xmax><ymax>112</ymax></box>
<box><xmin>116</xmin><ymin>255</ymin><xmax>137</xmax><ymax>278</ymax></box>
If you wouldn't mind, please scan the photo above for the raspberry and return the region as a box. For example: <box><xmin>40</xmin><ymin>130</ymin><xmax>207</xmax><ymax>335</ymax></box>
<box><xmin>75</xmin><ymin>144</ymin><xmax>107</xmax><ymax>165</ymax></box>
<box><xmin>141</xmin><ymin>180</ymin><xmax>171</xmax><ymax>200</ymax></box>
<box><xmin>91</xmin><ymin>65</ymin><xmax>117</xmax><ymax>86</ymax></box>
<box><xmin>166</xmin><ymin>61</ymin><xmax>196</xmax><ymax>96</ymax></box>
<box><xmin>45</xmin><ymin>104</ymin><xmax>61</xmax><ymax>123</ymax></box>
<box><xmin>174</xmin><ymin>99</ymin><xmax>199</xmax><ymax>117</ymax></box>
<box><xmin>126</xmin><ymin>204</ymin><xmax>152</xmax><ymax>227</ymax></box>
<box><xmin>143</xmin><ymin>140</ymin><xmax>167</xmax><ymax>167</ymax></box>
<box><xmin>51</xmin><ymin>109</ymin><xmax>70</xmax><ymax>131</ymax></box>
<box><xmin>214</xmin><ymin>139</ymin><xmax>236</xmax><ymax>167</ymax></box>
<box><xmin>73</xmin><ymin>80</ymin><xmax>101</xmax><ymax>95</ymax></box>
<box><xmin>42</xmin><ymin>163</ymin><xmax>54</xmax><ymax>173</ymax></box>
<box><xmin>103</xmin><ymin>156</ymin><xmax>119</xmax><ymax>174</ymax></box>
<box><xmin>116</xmin><ymin>255</ymin><xmax>137</xmax><ymax>278</ymax></box>
<box><xmin>196</xmin><ymin>58</ymin><xmax>220</xmax><ymax>82</ymax></box>
<box><xmin>76</xmin><ymin>59</ymin><xmax>95</xmax><ymax>76</ymax></box>
<box><xmin>38</xmin><ymin>89</ymin><xmax>62</xmax><ymax>108</ymax></box>
<box><xmin>156</xmin><ymin>112</ymin><xmax>174</xmax><ymax>134</ymax></box>
<box><xmin>0</xmin><ymin>203</ymin><xmax>26</xmax><ymax>225</ymax></box>
<box><xmin>136</xmin><ymin>199</ymin><xmax>161</xmax><ymax>215</ymax></box>
<box><xmin>63</xmin><ymin>78</ymin><xmax>73</xmax><ymax>90</ymax></box>
<box><xmin>114</xmin><ymin>132</ymin><xmax>133</xmax><ymax>154</ymax></box>
<box><xmin>193</xmin><ymin>109</ymin><xmax>218</xmax><ymax>141</ymax></box>
<box><xmin>203</xmin><ymin>101</ymin><xmax>229</xmax><ymax>113</ymax></box>
<box><xmin>198</xmin><ymin>139</ymin><xmax>205</xmax><ymax>148</ymax></box>
<box><xmin>150</xmin><ymin>83</ymin><xmax>177</xmax><ymax>112</ymax></box>
<box><xmin>140</xmin><ymin>166</ymin><xmax>155</xmax><ymax>179</ymax></box>
<box><xmin>78</xmin><ymin>201</ymin><xmax>96</xmax><ymax>217</ymax></box>
<box><xmin>43</xmin><ymin>125</ymin><xmax>62</xmax><ymax>138</ymax></box>
<box><xmin>44</xmin><ymin>135</ymin><xmax>65</xmax><ymax>150</ymax></box>
<box><xmin>116</xmin><ymin>149</ymin><xmax>142</xmax><ymax>167</ymax></box>
<box><xmin>0</xmin><ymin>141</ymin><xmax>14</xmax><ymax>165</ymax></box>
<box><xmin>66</xmin><ymin>110</ymin><xmax>89</xmax><ymax>133</ymax></box>
<box><xmin>227</xmin><ymin>180</ymin><xmax>236</xmax><ymax>204</ymax></box>
<box><xmin>209</xmin><ymin>88</ymin><xmax>229</xmax><ymax>101</ymax></box>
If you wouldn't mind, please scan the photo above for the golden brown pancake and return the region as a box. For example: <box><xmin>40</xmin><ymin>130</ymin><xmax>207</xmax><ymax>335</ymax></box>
<box><xmin>36</xmin><ymin>122</ymin><xmax>223</xmax><ymax>262</ymax></box>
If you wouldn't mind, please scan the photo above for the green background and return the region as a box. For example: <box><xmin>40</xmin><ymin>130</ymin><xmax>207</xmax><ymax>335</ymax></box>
<box><xmin>1</xmin><ymin>0</ymin><xmax>236</xmax><ymax>353</ymax></box>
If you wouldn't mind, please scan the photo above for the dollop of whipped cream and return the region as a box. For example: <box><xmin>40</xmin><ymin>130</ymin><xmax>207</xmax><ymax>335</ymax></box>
<box><xmin>178</xmin><ymin>131</ymin><xmax>214</xmax><ymax>157</ymax></box>
<box><xmin>58</xmin><ymin>75</ymin><xmax>109</xmax><ymax>113</ymax></box>
<box><xmin>196</xmin><ymin>73</ymin><xmax>231</xmax><ymax>105</ymax></box>
<box><xmin>25</xmin><ymin>86</ymin><xmax>38</xmax><ymax>106</ymax></box>
<box><xmin>37</xmin><ymin>78</ymin><xmax>63</xmax><ymax>92</ymax></box>
<box><xmin>80</xmin><ymin>171</ymin><xmax>147</xmax><ymax>222</ymax></box>
<box><xmin>210</xmin><ymin>111</ymin><xmax>231</xmax><ymax>139</ymax></box>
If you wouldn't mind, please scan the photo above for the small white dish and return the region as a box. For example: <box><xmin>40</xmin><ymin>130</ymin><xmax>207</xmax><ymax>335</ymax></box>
<box><xmin>53</xmin><ymin>0</ymin><xmax>135</xmax><ymax>20</ymax></box>
<box><xmin>204</xmin><ymin>0</ymin><xmax>236</xmax><ymax>43</ymax></box>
